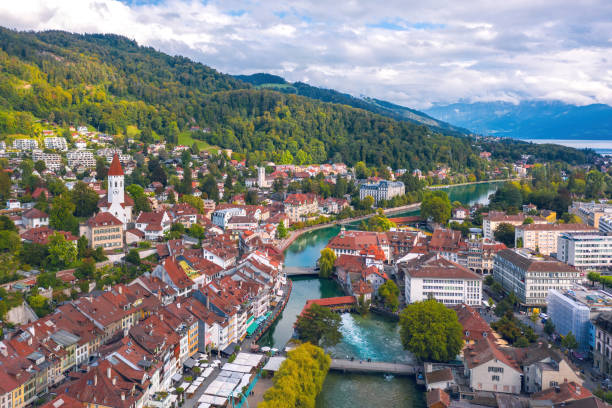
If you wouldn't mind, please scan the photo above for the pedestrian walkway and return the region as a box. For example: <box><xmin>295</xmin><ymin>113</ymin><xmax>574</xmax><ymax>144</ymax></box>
<box><xmin>329</xmin><ymin>359</ymin><xmax>417</xmax><ymax>375</ymax></box>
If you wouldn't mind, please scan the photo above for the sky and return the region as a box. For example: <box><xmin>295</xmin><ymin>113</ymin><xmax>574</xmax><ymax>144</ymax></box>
<box><xmin>1</xmin><ymin>0</ymin><xmax>611</xmax><ymax>109</ymax></box>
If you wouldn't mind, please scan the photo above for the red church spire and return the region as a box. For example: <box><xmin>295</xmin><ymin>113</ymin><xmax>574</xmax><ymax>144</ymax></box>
<box><xmin>108</xmin><ymin>154</ymin><xmax>124</xmax><ymax>176</ymax></box>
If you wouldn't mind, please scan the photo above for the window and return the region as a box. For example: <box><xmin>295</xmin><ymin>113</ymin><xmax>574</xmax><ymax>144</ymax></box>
<box><xmin>492</xmin><ymin>375</ymin><xmax>500</xmax><ymax>381</ymax></box>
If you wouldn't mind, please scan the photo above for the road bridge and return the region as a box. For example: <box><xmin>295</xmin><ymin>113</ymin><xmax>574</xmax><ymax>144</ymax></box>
<box><xmin>284</xmin><ymin>266</ymin><xmax>318</xmax><ymax>276</ymax></box>
<box><xmin>329</xmin><ymin>359</ymin><xmax>418</xmax><ymax>375</ymax></box>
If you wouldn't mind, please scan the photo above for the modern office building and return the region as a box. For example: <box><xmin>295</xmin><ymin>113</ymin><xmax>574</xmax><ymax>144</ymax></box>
<box><xmin>359</xmin><ymin>180</ymin><xmax>405</xmax><ymax>204</ymax></box>
<box><xmin>557</xmin><ymin>232</ymin><xmax>612</xmax><ymax>268</ymax></box>
<box><xmin>493</xmin><ymin>249</ymin><xmax>581</xmax><ymax>308</ymax></box>
<box><xmin>67</xmin><ymin>150</ymin><xmax>96</xmax><ymax>168</ymax></box>
<box><xmin>483</xmin><ymin>211</ymin><xmax>547</xmax><ymax>240</ymax></box>
<box><xmin>570</xmin><ymin>201</ymin><xmax>612</xmax><ymax>229</ymax></box>
<box><xmin>546</xmin><ymin>289</ymin><xmax>592</xmax><ymax>351</ymax></box>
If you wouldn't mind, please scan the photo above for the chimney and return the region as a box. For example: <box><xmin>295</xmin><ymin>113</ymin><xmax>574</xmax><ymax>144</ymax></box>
<box><xmin>121</xmin><ymin>392</ymin><xmax>125</xmax><ymax>401</ymax></box>
<box><xmin>107</xmin><ymin>366</ymin><xmax>112</xmax><ymax>379</ymax></box>
<box><xmin>118</xmin><ymin>286</ymin><xmax>122</xmax><ymax>295</ymax></box>
<box><xmin>206</xmin><ymin>295</ymin><xmax>210</xmax><ymax>310</ymax></box>
<box><xmin>177</xmin><ymin>303</ymin><xmax>181</xmax><ymax>309</ymax></box>
<box><xmin>94</xmin><ymin>374</ymin><xmax>98</xmax><ymax>386</ymax></box>
<box><xmin>576</xmin><ymin>385</ymin><xmax>581</xmax><ymax>394</ymax></box>
<box><xmin>112</xmin><ymin>377</ymin><xmax>117</xmax><ymax>385</ymax></box>
<box><xmin>160</xmin><ymin>314</ymin><xmax>164</xmax><ymax>321</ymax></box>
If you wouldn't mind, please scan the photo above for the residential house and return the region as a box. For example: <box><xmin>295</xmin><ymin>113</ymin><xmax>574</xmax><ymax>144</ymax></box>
<box><xmin>22</xmin><ymin>208</ymin><xmax>49</xmax><ymax>229</ymax></box>
<box><xmin>79</xmin><ymin>212</ymin><xmax>123</xmax><ymax>250</ymax></box>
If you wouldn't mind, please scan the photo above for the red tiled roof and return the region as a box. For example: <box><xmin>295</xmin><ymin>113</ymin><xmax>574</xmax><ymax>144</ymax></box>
<box><xmin>426</xmin><ymin>389</ymin><xmax>450</xmax><ymax>408</ymax></box>
<box><xmin>108</xmin><ymin>154</ymin><xmax>124</xmax><ymax>176</ymax></box>
<box><xmin>87</xmin><ymin>212</ymin><xmax>123</xmax><ymax>227</ymax></box>
<box><xmin>41</xmin><ymin>394</ymin><xmax>85</xmax><ymax>408</ymax></box>
<box><xmin>23</xmin><ymin>207</ymin><xmax>48</xmax><ymax>219</ymax></box>
<box><xmin>402</xmin><ymin>253</ymin><xmax>482</xmax><ymax>280</ymax></box>
<box><xmin>532</xmin><ymin>382</ymin><xmax>592</xmax><ymax>403</ymax></box>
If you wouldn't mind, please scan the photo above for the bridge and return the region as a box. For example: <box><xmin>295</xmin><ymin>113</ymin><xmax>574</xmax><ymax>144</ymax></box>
<box><xmin>284</xmin><ymin>266</ymin><xmax>319</xmax><ymax>276</ymax></box>
<box><xmin>329</xmin><ymin>359</ymin><xmax>418</xmax><ymax>375</ymax></box>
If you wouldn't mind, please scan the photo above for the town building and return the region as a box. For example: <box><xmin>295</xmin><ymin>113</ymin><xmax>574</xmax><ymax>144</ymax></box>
<box><xmin>135</xmin><ymin>210</ymin><xmax>172</xmax><ymax>241</ymax></box>
<box><xmin>359</xmin><ymin>180</ymin><xmax>405</xmax><ymax>204</ymax></box>
<box><xmin>521</xmin><ymin>344</ymin><xmax>583</xmax><ymax>393</ymax></box>
<box><xmin>283</xmin><ymin>193</ymin><xmax>319</xmax><ymax>223</ymax></box>
<box><xmin>327</xmin><ymin>230</ymin><xmax>390</xmax><ymax>261</ymax></box>
<box><xmin>546</xmin><ymin>288</ymin><xmax>597</xmax><ymax>352</ymax></box>
<box><xmin>483</xmin><ymin>211</ymin><xmax>547</xmax><ymax>240</ymax></box>
<box><xmin>515</xmin><ymin>223</ymin><xmax>595</xmax><ymax>256</ymax></box>
<box><xmin>43</xmin><ymin>137</ymin><xmax>68</xmax><ymax>151</ymax></box>
<box><xmin>593</xmin><ymin>312</ymin><xmax>612</xmax><ymax>376</ymax></box>
<box><xmin>80</xmin><ymin>212</ymin><xmax>123</xmax><ymax>249</ymax></box>
<box><xmin>32</xmin><ymin>150</ymin><xmax>62</xmax><ymax>171</ymax></box>
<box><xmin>428</xmin><ymin>229</ymin><xmax>466</xmax><ymax>265</ymax></box>
<box><xmin>463</xmin><ymin>336</ymin><xmax>522</xmax><ymax>394</ymax></box>
<box><xmin>12</xmin><ymin>138</ymin><xmax>38</xmax><ymax>150</ymax></box>
<box><xmin>98</xmin><ymin>154</ymin><xmax>133</xmax><ymax>227</ymax></box>
<box><xmin>570</xmin><ymin>202</ymin><xmax>612</xmax><ymax>229</ymax></box>
<box><xmin>557</xmin><ymin>232</ymin><xmax>612</xmax><ymax>269</ymax></box>
<box><xmin>22</xmin><ymin>208</ymin><xmax>49</xmax><ymax>229</ymax></box>
<box><xmin>400</xmin><ymin>253</ymin><xmax>482</xmax><ymax>307</ymax></box>
<box><xmin>493</xmin><ymin>249</ymin><xmax>581</xmax><ymax>308</ymax></box>
<box><xmin>66</xmin><ymin>150</ymin><xmax>95</xmax><ymax>168</ymax></box>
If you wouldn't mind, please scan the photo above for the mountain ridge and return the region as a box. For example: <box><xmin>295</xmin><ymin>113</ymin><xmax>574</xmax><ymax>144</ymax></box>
<box><xmin>424</xmin><ymin>100</ymin><xmax>612</xmax><ymax>140</ymax></box>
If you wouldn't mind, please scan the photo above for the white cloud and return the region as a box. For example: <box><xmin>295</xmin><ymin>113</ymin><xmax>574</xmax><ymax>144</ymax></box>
<box><xmin>0</xmin><ymin>0</ymin><xmax>611</xmax><ymax>109</ymax></box>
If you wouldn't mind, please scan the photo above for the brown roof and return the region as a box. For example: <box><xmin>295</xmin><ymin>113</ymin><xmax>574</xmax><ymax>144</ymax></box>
<box><xmin>41</xmin><ymin>394</ymin><xmax>85</xmax><ymax>408</ymax></box>
<box><xmin>108</xmin><ymin>154</ymin><xmax>124</xmax><ymax>176</ymax></box>
<box><xmin>402</xmin><ymin>253</ymin><xmax>482</xmax><ymax>280</ymax></box>
<box><xmin>426</xmin><ymin>389</ymin><xmax>450</xmax><ymax>408</ymax></box>
<box><xmin>532</xmin><ymin>382</ymin><xmax>592</xmax><ymax>404</ymax></box>
<box><xmin>496</xmin><ymin>249</ymin><xmax>578</xmax><ymax>273</ymax></box>
<box><xmin>554</xmin><ymin>396</ymin><xmax>610</xmax><ymax>408</ymax></box>
<box><xmin>453</xmin><ymin>304</ymin><xmax>494</xmax><ymax>341</ymax></box>
<box><xmin>87</xmin><ymin>211</ymin><xmax>123</xmax><ymax>227</ymax></box>
<box><xmin>425</xmin><ymin>368</ymin><xmax>454</xmax><ymax>385</ymax></box>
<box><xmin>23</xmin><ymin>207</ymin><xmax>48</xmax><ymax>219</ymax></box>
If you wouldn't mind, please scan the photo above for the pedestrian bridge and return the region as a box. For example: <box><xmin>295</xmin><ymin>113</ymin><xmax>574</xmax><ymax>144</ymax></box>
<box><xmin>329</xmin><ymin>359</ymin><xmax>418</xmax><ymax>375</ymax></box>
<box><xmin>284</xmin><ymin>266</ymin><xmax>318</xmax><ymax>276</ymax></box>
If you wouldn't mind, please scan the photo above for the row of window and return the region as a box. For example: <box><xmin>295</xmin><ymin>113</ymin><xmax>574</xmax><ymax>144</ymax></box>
<box><xmin>94</xmin><ymin>234</ymin><xmax>122</xmax><ymax>242</ymax></box>
<box><xmin>95</xmin><ymin>227</ymin><xmax>121</xmax><ymax>234</ymax></box>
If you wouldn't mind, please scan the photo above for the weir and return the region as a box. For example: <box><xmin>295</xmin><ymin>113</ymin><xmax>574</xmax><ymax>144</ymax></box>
<box><xmin>329</xmin><ymin>359</ymin><xmax>418</xmax><ymax>375</ymax></box>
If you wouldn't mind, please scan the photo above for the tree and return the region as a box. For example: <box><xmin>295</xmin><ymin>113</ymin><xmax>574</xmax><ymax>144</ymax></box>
<box><xmin>179</xmin><ymin>195</ymin><xmax>205</xmax><ymax>214</ymax></box>
<box><xmin>259</xmin><ymin>343</ymin><xmax>330</xmax><ymax>408</ymax></box>
<box><xmin>245</xmin><ymin>189</ymin><xmax>258</xmax><ymax>205</ymax></box>
<box><xmin>588</xmin><ymin>271</ymin><xmax>601</xmax><ymax>287</ymax></box>
<box><xmin>77</xmin><ymin>235</ymin><xmax>89</xmax><ymax>259</ymax></box>
<box><xmin>75</xmin><ymin>257</ymin><xmax>96</xmax><ymax>280</ymax></box>
<box><xmin>0</xmin><ymin>171</ymin><xmax>11</xmax><ymax>201</ymax></box>
<box><xmin>544</xmin><ymin>319</ymin><xmax>555</xmax><ymax>336</ymax></box>
<box><xmin>276</xmin><ymin>221</ymin><xmax>288</xmax><ymax>239</ymax></box>
<box><xmin>0</xmin><ymin>231</ymin><xmax>20</xmax><ymax>253</ymax></box>
<box><xmin>357</xmin><ymin>294</ymin><xmax>370</xmax><ymax>316</ymax></box>
<box><xmin>562</xmin><ymin>332</ymin><xmax>578</xmax><ymax>351</ymax></box>
<box><xmin>201</xmin><ymin>174</ymin><xmax>219</xmax><ymax>202</ymax></box>
<box><xmin>0</xmin><ymin>216</ymin><xmax>17</xmax><ymax>232</ymax></box>
<box><xmin>355</xmin><ymin>161</ymin><xmax>369</xmax><ymax>179</ymax></box>
<box><xmin>378</xmin><ymin>280</ymin><xmax>400</xmax><ymax>311</ymax></box>
<box><xmin>399</xmin><ymin>299</ymin><xmax>464</xmax><ymax>362</ymax></box>
<box><xmin>318</xmin><ymin>248</ymin><xmax>336</xmax><ymax>278</ymax></box>
<box><xmin>585</xmin><ymin>170</ymin><xmax>606</xmax><ymax>199</ymax></box>
<box><xmin>188</xmin><ymin>224</ymin><xmax>206</xmax><ymax>239</ymax></box>
<box><xmin>28</xmin><ymin>294</ymin><xmax>52</xmax><ymax>317</ymax></box>
<box><xmin>421</xmin><ymin>191</ymin><xmax>452</xmax><ymax>224</ymax></box>
<box><xmin>361</xmin><ymin>209</ymin><xmax>396</xmax><ymax>232</ymax></box>
<box><xmin>47</xmin><ymin>232</ymin><xmax>77</xmax><ymax>269</ymax></box>
<box><xmin>36</xmin><ymin>271</ymin><xmax>62</xmax><ymax>289</ymax></box>
<box><xmin>295</xmin><ymin>303</ymin><xmax>342</xmax><ymax>347</ymax></box>
<box><xmin>126</xmin><ymin>249</ymin><xmax>141</xmax><ymax>265</ymax></box>
<box><xmin>71</xmin><ymin>181</ymin><xmax>99</xmax><ymax>217</ymax></box>
<box><xmin>148</xmin><ymin>157</ymin><xmax>167</xmax><ymax>185</ymax></box>
<box><xmin>34</xmin><ymin>160</ymin><xmax>46</xmax><ymax>173</ymax></box>
<box><xmin>49</xmin><ymin>194</ymin><xmax>78</xmax><ymax>234</ymax></box>
<box><xmin>95</xmin><ymin>157</ymin><xmax>108</xmax><ymax>180</ymax></box>
<box><xmin>494</xmin><ymin>223</ymin><xmax>516</xmax><ymax>247</ymax></box>
<box><xmin>523</xmin><ymin>217</ymin><xmax>534</xmax><ymax>225</ymax></box>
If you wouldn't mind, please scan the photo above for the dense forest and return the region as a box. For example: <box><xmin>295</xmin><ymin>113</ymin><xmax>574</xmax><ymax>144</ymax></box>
<box><xmin>0</xmin><ymin>28</ymin><xmax>596</xmax><ymax>169</ymax></box>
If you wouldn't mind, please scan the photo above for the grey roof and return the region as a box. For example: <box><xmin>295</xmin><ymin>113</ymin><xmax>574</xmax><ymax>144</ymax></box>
<box><xmin>50</xmin><ymin>329</ymin><xmax>80</xmax><ymax>347</ymax></box>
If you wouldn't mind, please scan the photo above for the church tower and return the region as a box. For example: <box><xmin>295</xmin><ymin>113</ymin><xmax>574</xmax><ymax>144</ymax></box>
<box><xmin>108</xmin><ymin>154</ymin><xmax>125</xmax><ymax>205</ymax></box>
<box><xmin>257</xmin><ymin>166</ymin><xmax>266</xmax><ymax>188</ymax></box>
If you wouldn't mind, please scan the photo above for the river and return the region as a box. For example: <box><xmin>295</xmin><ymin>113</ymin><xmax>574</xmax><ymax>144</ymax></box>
<box><xmin>258</xmin><ymin>181</ymin><xmax>502</xmax><ymax>407</ymax></box>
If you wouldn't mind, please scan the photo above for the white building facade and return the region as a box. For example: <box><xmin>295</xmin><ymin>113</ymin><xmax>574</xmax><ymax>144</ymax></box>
<box><xmin>557</xmin><ymin>232</ymin><xmax>612</xmax><ymax>268</ymax></box>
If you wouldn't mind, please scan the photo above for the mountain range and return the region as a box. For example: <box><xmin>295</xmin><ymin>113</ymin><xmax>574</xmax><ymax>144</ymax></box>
<box><xmin>424</xmin><ymin>101</ymin><xmax>612</xmax><ymax>140</ymax></box>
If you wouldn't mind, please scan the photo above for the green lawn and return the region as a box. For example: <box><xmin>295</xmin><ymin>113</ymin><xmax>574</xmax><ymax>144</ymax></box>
<box><xmin>178</xmin><ymin>131</ymin><xmax>221</xmax><ymax>153</ymax></box>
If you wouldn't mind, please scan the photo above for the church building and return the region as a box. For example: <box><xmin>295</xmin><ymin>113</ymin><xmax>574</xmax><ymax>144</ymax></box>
<box><xmin>98</xmin><ymin>154</ymin><xmax>134</xmax><ymax>227</ymax></box>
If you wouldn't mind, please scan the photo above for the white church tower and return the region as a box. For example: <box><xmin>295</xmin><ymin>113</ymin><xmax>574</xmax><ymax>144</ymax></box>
<box><xmin>257</xmin><ymin>166</ymin><xmax>267</xmax><ymax>188</ymax></box>
<box><xmin>99</xmin><ymin>153</ymin><xmax>133</xmax><ymax>227</ymax></box>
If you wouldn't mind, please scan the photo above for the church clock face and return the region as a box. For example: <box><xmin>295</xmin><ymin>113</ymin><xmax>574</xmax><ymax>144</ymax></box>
<box><xmin>113</xmin><ymin>190</ymin><xmax>118</xmax><ymax>195</ymax></box>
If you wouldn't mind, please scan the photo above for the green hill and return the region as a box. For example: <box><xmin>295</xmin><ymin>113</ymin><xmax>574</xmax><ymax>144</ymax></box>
<box><xmin>0</xmin><ymin>28</ymin><xmax>594</xmax><ymax>169</ymax></box>
<box><xmin>235</xmin><ymin>73</ymin><xmax>468</xmax><ymax>136</ymax></box>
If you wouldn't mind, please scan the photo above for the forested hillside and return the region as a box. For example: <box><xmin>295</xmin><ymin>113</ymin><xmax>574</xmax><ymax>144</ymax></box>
<box><xmin>235</xmin><ymin>73</ymin><xmax>468</xmax><ymax>136</ymax></box>
<box><xmin>0</xmin><ymin>28</ymin><xmax>595</xmax><ymax>169</ymax></box>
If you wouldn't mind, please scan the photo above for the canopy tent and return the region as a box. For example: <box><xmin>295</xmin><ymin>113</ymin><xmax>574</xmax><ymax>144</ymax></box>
<box><xmin>198</xmin><ymin>394</ymin><xmax>227</xmax><ymax>406</ymax></box>
<box><xmin>262</xmin><ymin>356</ymin><xmax>286</xmax><ymax>372</ymax></box>
<box><xmin>232</xmin><ymin>352</ymin><xmax>264</xmax><ymax>368</ymax></box>
<box><xmin>183</xmin><ymin>357</ymin><xmax>196</xmax><ymax>368</ymax></box>
<box><xmin>171</xmin><ymin>373</ymin><xmax>182</xmax><ymax>382</ymax></box>
<box><xmin>202</xmin><ymin>367</ymin><xmax>214</xmax><ymax>378</ymax></box>
<box><xmin>246</xmin><ymin>319</ymin><xmax>259</xmax><ymax>336</ymax></box>
<box><xmin>221</xmin><ymin>343</ymin><xmax>238</xmax><ymax>357</ymax></box>
<box><xmin>221</xmin><ymin>363</ymin><xmax>252</xmax><ymax>373</ymax></box>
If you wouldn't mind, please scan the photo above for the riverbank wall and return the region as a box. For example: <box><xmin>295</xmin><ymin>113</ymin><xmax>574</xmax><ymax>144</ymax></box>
<box><xmin>251</xmin><ymin>279</ymin><xmax>293</xmax><ymax>344</ymax></box>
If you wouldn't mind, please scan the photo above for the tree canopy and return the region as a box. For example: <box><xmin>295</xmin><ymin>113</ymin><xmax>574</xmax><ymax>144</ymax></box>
<box><xmin>399</xmin><ymin>299</ymin><xmax>463</xmax><ymax>362</ymax></box>
<box><xmin>295</xmin><ymin>303</ymin><xmax>342</xmax><ymax>347</ymax></box>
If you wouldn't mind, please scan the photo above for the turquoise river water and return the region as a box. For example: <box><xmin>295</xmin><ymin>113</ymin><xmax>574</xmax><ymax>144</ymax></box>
<box><xmin>257</xmin><ymin>182</ymin><xmax>501</xmax><ymax>407</ymax></box>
